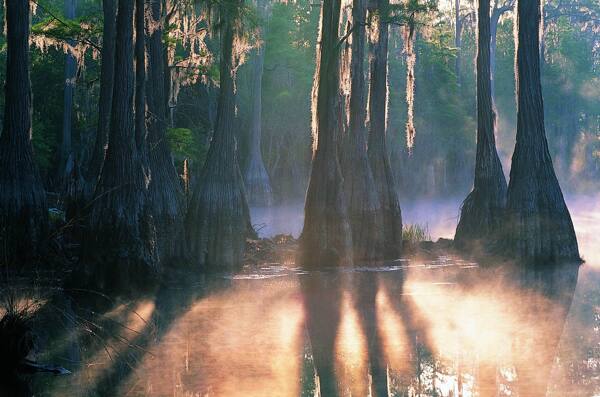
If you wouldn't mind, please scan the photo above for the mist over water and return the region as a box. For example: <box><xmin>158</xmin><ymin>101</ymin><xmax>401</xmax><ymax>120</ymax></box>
<box><xmin>250</xmin><ymin>197</ymin><xmax>463</xmax><ymax>240</ymax></box>
<box><xmin>3</xmin><ymin>193</ymin><xmax>597</xmax><ymax>396</ymax></box>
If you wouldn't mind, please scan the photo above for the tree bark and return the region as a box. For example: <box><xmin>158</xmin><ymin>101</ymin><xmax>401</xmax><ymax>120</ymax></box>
<box><xmin>186</xmin><ymin>0</ymin><xmax>254</xmax><ymax>273</ymax></box>
<box><xmin>85</xmin><ymin>0</ymin><xmax>116</xmax><ymax>195</ymax></box>
<box><xmin>454</xmin><ymin>0</ymin><xmax>507</xmax><ymax>248</ymax></box>
<box><xmin>85</xmin><ymin>0</ymin><xmax>157</xmax><ymax>270</ymax></box>
<box><xmin>340</xmin><ymin>0</ymin><xmax>384</xmax><ymax>262</ymax></box>
<box><xmin>298</xmin><ymin>0</ymin><xmax>353</xmax><ymax>269</ymax></box>
<box><xmin>57</xmin><ymin>0</ymin><xmax>77</xmax><ymax>185</ymax></box>
<box><xmin>490</xmin><ymin>7</ymin><xmax>500</xmax><ymax>100</ymax></box>
<box><xmin>146</xmin><ymin>0</ymin><xmax>185</xmax><ymax>263</ymax></box>
<box><xmin>243</xmin><ymin>0</ymin><xmax>273</xmax><ymax>207</ymax></box>
<box><xmin>490</xmin><ymin>0</ymin><xmax>513</xmax><ymax>100</ymax></box>
<box><xmin>367</xmin><ymin>0</ymin><xmax>403</xmax><ymax>260</ymax></box>
<box><xmin>455</xmin><ymin>0</ymin><xmax>462</xmax><ymax>85</ymax></box>
<box><xmin>0</xmin><ymin>0</ymin><xmax>48</xmax><ymax>264</ymax></box>
<box><xmin>502</xmin><ymin>0</ymin><xmax>579</xmax><ymax>263</ymax></box>
<box><xmin>135</xmin><ymin>0</ymin><xmax>147</xmax><ymax>163</ymax></box>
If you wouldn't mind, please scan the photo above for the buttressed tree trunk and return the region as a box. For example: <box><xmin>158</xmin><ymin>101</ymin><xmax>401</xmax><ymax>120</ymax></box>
<box><xmin>186</xmin><ymin>0</ymin><xmax>254</xmax><ymax>272</ymax></box>
<box><xmin>146</xmin><ymin>0</ymin><xmax>185</xmax><ymax>263</ymax></box>
<box><xmin>86</xmin><ymin>0</ymin><xmax>157</xmax><ymax>269</ymax></box>
<box><xmin>340</xmin><ymin>0</ymin><xmax>384</xmax><ymax>262</ymax></box>
<box><xmin>454</xmin><ymin>0</ymin><xmax>507</xmax><ymax>248</ymax></box>
<box><xmin>299</xmin><ymin>0</ymin><xmax>353</xmax><ymax>269</ymax></box>
<box><xmin>0</xmin><ymin>0</ymin><xmax>48</xmax><ymax>264</ymax></box>
<box><xmin>86</xmin><ymin>0</ymin><xmax>116</xmax><ymax>196</ymax></box>
<box><xmin>243</xmin><ymin>0</ymin><xmax>273</xmax><ymax>207</ymax></box>
<box><xmin>367</xmin><ymin>0</ymin><xmax>403</xmax><ymax>259</ymax></box>
<box><xmin>502</xmin><ymin>0</ymin><xmax>579</xmax><ymax>263</ymax></box>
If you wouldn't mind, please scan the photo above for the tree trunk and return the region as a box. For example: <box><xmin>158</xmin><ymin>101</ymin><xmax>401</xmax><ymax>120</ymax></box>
<box><xmin>454</xmin><ymin>0</ymin><xmax>507</xmax><ymax>248</ymax></box>
<box><xmin>146</xmin><ymin>0</ymin><xmax>185</xmax><ymax>263</ymax></box>
<box><xmin>490</xmin><ymin>1</ymin><xmax>513</xmax><ymax>101</ymax></box>
<box><xmin>340</xmin><ymin>0</ymin><xmax>384</xmax><ymax>262</ymax></box>
<box><xmin>186</xmin><ymin>0</ymin><xmax>254</xmax><ymax>273</ymax></box>
<box><xmin>57</xmin><ymin>0</ymin><xmax>77</xmax><ymax>185</ymax></box>
<box><xmin>85</xmin><ymin>0</ymin><xmax>157</xmax><ymax>270</ymax></box>
<box><xmin>455</xmin><ymin>0</ymin><xmax>462</xmax><ymax>85</ymax></box>
<box><xmin>85</xmin><ymin>0</ymin><xmax>116</xmax><ymax>195</ymax></box>
<box><xmin>367</xmin><ymin>0</ymin><xmax>403</xmax><ymax>260</ymax></box>
<box><xmin>298</xmin><ymin>0</ymin><xmax>353</xmax><ymax>269</ymax></box>
<box><xmin>243</xmin><ymin>0</ymin><xmax>273</xmax><ymax>207</ymax></box>
<box><xmin>490</xmin><ymin>9</ymin><xmax>500</xmax><ymax>100</ymax></box>
<box><xmin>135</xmin><ymin>0</ymin><xmax>147</xmax><ymax>163</ymax></box>
<box><xmin>0</xmin><ymin>0</ymin><xmax>48</xmax><ymax>264</ymax></box>
<box><xmin>502</xmin><ymin>0</ymin><xmax>579</xmax><ymax>263</ymax></box>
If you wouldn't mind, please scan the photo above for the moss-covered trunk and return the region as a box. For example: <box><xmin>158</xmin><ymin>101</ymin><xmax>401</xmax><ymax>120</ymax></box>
<box><xmin>502</xmin><ymin>0</ymin><xmax>579</xmax><ymax>263</ymax></box>
<box><xmin>0</xmin><ymin>0</ymin><xmax>48</xmax><ymax>265</ymax></box>
<box><xmin>454</xmin><ymin>0</ymin><xmax>507</xmax><ymax>248</ymax></box>
<box><xmin>85</xmin><ymin>0</ymin><xmax>157</xmax><ymax>270</ymax></box>
<box><xmin>367</xmin><ymin>0</ymin><xmax>402</xmax><ymax>259</ymax></box>
<box><xmin>299</xmin><ymin>0</ymin><xmax>353</xmax><ymax>268</ymax></box>
<box><xmin>186</xmin><ymin>0</ymin><xmax>254</xmax><ymax>273</ymax></box>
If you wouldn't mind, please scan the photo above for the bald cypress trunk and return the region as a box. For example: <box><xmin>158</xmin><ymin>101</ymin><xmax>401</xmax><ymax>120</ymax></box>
<box><xmin>135</xmin><ymin>0</ymin><xmax>146</xmax><ymax>158</ymax></box>
<box><xmin>186</xmin><ymin>0</ymin><xmax>254</xmax><ymax>272</ymax></box>
<box><xmin>86</xmin><ymin>0</ymin><xmax>157</xmax><ymax>269</ymax></box>
<box><xmin>502</xmin><ymin>0</ymin><xmax>579</xmax><ymax>263</ymax></box>
<box><xmin>367</xmin><ymin>0</ymin><xmax>402</xmax><ymax>259</ymax></box>
<box><xmin>0</xmin><ymin>0</ymin><xmax>48</xmax><ymax>264</ymax></box>
<box><xmin>340</xmin><ymin>0</ymin><xmax>384</xmax><ymax>262</ymax></box>
<box><xmin>57</xmin><ymin>0</ymin><xmax>77</xmax><ymax>185</ymax></box>
<box><xmin>455</xmin><ymin>0</ymin><xmax>462</xmax><ymax>85</ymax></box>
<box><xmin>454</xmin><ymin>0</ymin><xmax>507</xmax><ymax>248</ymax></box>
<box><xmin>146</xmin><ymin>0</ymin><xmax>185</xmax><ymax>263</ymax></box>
<box><xmin>299</xmin><ymin>0</ymin><xmax>353</xmax><ymax>269</ymax></box>
<box><xmin>243</xmin><ymin>0</ymin><xmax>273</xmax><ymax>207</ymax></box>
<box><xmin>86</xmin><ymin>0</ymin><xmax>116</xmax><ymax>195</ymax></box>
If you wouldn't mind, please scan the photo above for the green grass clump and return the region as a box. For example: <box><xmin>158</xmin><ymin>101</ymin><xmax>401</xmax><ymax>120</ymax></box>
<box><xmin>402</xmin><ymin>223</ymin><xmax>431</xmax><ymax>244</ymax></box>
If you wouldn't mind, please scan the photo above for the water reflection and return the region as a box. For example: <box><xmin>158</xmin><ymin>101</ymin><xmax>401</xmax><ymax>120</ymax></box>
<box><xmin>3</xmin><ymin>257</ymin><xmax>578</xmax><ymax>397</ymax></box>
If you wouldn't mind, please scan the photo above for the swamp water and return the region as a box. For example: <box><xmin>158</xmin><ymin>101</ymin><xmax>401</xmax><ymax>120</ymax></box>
<box><xmin>5</xmin><ymin>196</ymin><xmax>600</xmax><ymax>396</ymax></box>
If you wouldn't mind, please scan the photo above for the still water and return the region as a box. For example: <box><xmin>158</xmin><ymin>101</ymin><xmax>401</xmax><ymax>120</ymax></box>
<box><xmin>9</xmin><ymin>196</ymin><xmax>600</xmax><ymax>396</ymax></box>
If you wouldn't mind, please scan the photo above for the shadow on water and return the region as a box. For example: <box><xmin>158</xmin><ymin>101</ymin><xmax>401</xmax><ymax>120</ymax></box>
<box><xmin>0</xmin><ymin>254</ymin><xmax>585</xmax><ymax>396</ymax></box>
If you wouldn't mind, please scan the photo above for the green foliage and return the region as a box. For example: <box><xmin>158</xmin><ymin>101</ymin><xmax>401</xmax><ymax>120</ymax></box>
<box><xmin>167</xmin><ymin>128</ymin><xmax>208</xmax><ymax>167</ymax></box>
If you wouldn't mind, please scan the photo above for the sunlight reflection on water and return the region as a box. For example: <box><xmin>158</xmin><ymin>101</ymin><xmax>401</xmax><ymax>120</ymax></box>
<box><xmin>20</xmin><ymin>195</ymin><xmax>600</xmax><ymax>396</ymax></box>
